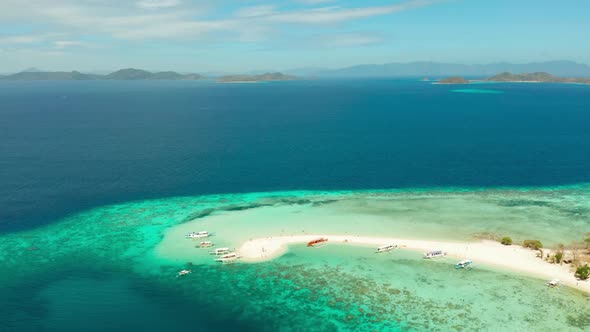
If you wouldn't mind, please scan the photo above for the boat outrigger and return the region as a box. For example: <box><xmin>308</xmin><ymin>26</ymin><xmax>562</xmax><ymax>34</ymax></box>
<box><xmin>185</xmin><ymin>231</ymin><xmax>211</xmax><ymax>239</ymax></box>
<box><xmin>376</xmin><ymin>244</ymin><xmax>397</xmax><ymax>253</ymax></box>
<box><xmin>215</xmin><ymin>252</ymin><xmax>240</xmax><ymax>264</ymax></box>
<box><xmin>209</xmin><ymin>247</ymin><xmax>231</xmax><ymax>256</ymax></box>
<box><xmin>455</xmin><ymin>259</ymin><xmax>473</xmax><ymax>270</ymax></box>
<box><xmin>307</xmin><ymin>238</ymin><xmax>328</xmax><ymax>248</ymax></box>
<box><xmin>424</xmin><ymin>250</ymin><xmax>447</xmax><ymax>259</ymax></box>
<box><xmin>177</xmin><ymin>269</ymin><xmax>191</xmax><ymax>277</ymax></box>
<box><xmin>198</xmin><ymin>241</ymin><xmax>214</xmax><ymax>248</ymax></box>
<box><xmin>546</xmin><ymin>279</ymin><xmax>560</xmax><ymax>288</ymax></box>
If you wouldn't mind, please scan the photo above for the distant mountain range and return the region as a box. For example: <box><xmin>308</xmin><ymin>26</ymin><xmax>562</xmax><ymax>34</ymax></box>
<box><xmin>302</xmin><ymin>61</ymin><xmax>590</xmax><ymax>78</ymax></box>
<box><xmin>0</xmin><ymin>68</ymin><xmax>201</xmax><ymax>80</ymax></box>
<box><xmin>2</xmin><ymin>61</ymin><xmax>590</xmax><ymax>80</ymax></box>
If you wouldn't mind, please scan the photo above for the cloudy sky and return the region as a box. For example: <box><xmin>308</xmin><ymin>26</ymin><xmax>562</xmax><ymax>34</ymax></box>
<box><xmin>1</xmin><ymin>0</ymin><xmax>589</xmax><ymax>72</ymax></box>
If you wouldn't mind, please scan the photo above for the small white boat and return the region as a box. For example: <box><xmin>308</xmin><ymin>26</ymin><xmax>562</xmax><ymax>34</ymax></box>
<box><xmin>376</xmin><ymin>244</ymin><xmax>397</xmax><ymax>253</ymax></box>
<box><xmin>185</xmin><ymin>231</ymin><xmax>210</xmax><ymax>239</ymax></box>
<box><xmin>547</xmin><ymin>279</ymin><xmax>560</xmax><ymax>287</ymax></box>
<box><xmin>198</xmin><ymin>241</ymin><xmax>214</xmax><ymax>248</ymax></box>
<box><xmin>210</xmin><ymin>247</ymin><xmax>231</xmax><ymax>256</ymax></box>
<box><xmin>177</xmin><ymin>269</ymin><xmax>191</xmax><ymax>276</ymax></box>
<box><xmin>455</xmin><ymin>259</ymin><xmax>473</xmax><ymax>269</ymax></box>
<box><xmin>215</xmin><ymin>252</ymin><xmax>240</xmax><ymax>264</ymax></box>
<box><xmin>424</xmin><ymin>250</ymin><xmax>447</xmax><ymax>259</ymax></box>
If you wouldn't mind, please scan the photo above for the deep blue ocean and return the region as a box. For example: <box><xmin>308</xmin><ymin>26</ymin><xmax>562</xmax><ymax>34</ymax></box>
<box><xmin>1</xmin><ymin>80</ymin><xmax>590</xmax><ymax>332</ymax></box>
<box><xmin>2</xmin><ymin>79</ymin><xmax>589</xmax><ymax>232</ymax></box>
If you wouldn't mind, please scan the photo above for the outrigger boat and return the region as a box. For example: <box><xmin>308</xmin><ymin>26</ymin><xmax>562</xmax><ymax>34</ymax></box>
<box><xmin>424</xmin><ymin>250</ymin><xmax>447</xmax><ymax>259</ymax></box>
<box><xmin>307</xmin><ymin>238</ymin><xmax>328</xmax><ymax>248</ymax></box>
<box><xmin>209</xmin><ymin>247</ymin><xmax>231</xmax><ymax>256</ymax></box>
<box><xmin>546</xmin><ymin>279</ymin><xmax>560</xmax><ymax>288</ymax></box>
<box><xmin>376</xmin><ymin>244</ymin><xmax>397</xmax><ymax>253</ymax></box>
<box><xmin>215</xmin><ymin>252</ymin><xmax>240</xmax><ymax>264</ymax></box>
<box><xmin>177</xmin><ymin>269</ymin><xmax>191</xmax><ymax>277</ymax></box>
<box><xmin>185</xmin><ymin>231</ymin><xmax>211</xmax><ymax>239</ymax></box>
<box><xmin>455</xmin><ymin>259</ymin><xmax>473</xmax><ymax>269</ymax></box>
<box><xmin>198</xmin><ymin>241</ymin><xmax>214</xmax><ymax>248</ymax></box>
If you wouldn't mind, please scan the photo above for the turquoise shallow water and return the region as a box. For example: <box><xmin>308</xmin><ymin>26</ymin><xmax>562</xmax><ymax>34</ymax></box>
<box><xmin>2</xmin><ymin>186</ymin><xmax>590</xmax><ymax>331</ymax></box>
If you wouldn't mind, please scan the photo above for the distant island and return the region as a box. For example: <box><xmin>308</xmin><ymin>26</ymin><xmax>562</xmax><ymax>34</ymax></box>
<box><xmin>486</xmin><ymin>72</ymin><xmax>590</xmax><ymax>84</ymax></box>
<box><xmin>438</xmin><ymin>76</ymin><xmax>469</xmax><ymax>84</ymax></box>
<box><xmin>217</xmin><ymin>72</ymin><xmax>296</xmax><ymax>83</ymax></box>
<box><xmin>0</xmin><ymin>68</ymin><xmax>299</xmax><ymax>82</ymax></box>
<box><xmin>438</xmin><ymin>72</ymin><xmax>590</xmax><ymax>85</ymax></box>
<box><xmin>0</xmin><ymin>68</ymin><xmax>201</xmax><ymax>81</ymax></box>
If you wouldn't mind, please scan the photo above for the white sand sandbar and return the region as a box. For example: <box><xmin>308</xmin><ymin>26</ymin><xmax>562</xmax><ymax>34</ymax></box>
<box><xmin>238</xmin><ymin>234</ymin><xmax>590</xmax><ymax>293</ymax></box>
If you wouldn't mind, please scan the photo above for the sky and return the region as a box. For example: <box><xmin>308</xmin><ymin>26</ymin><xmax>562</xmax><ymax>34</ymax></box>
<box><xmin>1</xmin><ymin>0</ymin><xmax>589</xmax><ymax>73</ymax></box>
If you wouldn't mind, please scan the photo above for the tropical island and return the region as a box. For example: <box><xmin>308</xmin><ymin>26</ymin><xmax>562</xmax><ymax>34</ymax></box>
<box><xmin>0</xmin><ymin>68</ymin><xmax>201</xmax><ymax>80</ymax></box>
<box><xmin>438</xmin><ymin>72</ymin><xmax>590</xmax><ymax>85</ymax></box>
<box><xmin>152</xmin><ymin>189</ymin><xmax>590</xmax><ymax>299</ymax></box>
<box><xmin>486</xmin><ymin>71</ymin><xmax>590</xmax><ymax>84</ymax></box>
<box><xmin>0</xmin><ymin>68</ymin><xmax>298</xmax><ymax>82</ymax></box>
<box><xmin>438</xmin><ymin>76</ymin><xmax>469</xmax><ymax>84</ymax></box>
<box><xmin>217</xmin><ymin>72</ymin><xmax>297</xmax><ymax>83</ymax></box>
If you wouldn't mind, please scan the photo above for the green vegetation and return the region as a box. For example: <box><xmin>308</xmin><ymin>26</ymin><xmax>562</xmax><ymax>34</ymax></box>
<box><xmin>500</xmin><ymin>236</ymin><xmax>513</xmax><ymax>245</ymax></box>
<box><xmin>522</xmin><ymin>240</ymin><xmax>543</xmax><ymax>250</ymax></box>
<box><xmin>438</xmin><ymin>76</ymin><xmax>469</xmax><ymax>84</ymax></box>
<box><xmin>486</xmin><ymin>72</ymin><xmax>590</xmax><ymax>84</ymax></box>
<box><xmin>575</xmin><ymin>265</ymin><xmax>590</xmax><ymax>280</ymax></box>
<box><xmin>555</xmin><ymin>251</ymin><xmax>563</xmax><ymax>264</ymax></box>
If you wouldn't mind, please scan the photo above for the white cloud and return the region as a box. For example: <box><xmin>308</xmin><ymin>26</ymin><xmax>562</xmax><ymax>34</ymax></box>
<box><xmin>0</xmin><ymin>0</ymin><xmax>442</xmax><ymax>42</ymax></box>
<box><xmin>234</xmin><ymin>5</ymin><xmax>275</xmax><ymax>18</ymax></box>
<box><xmin>136</xmin><ymin>0</ymin><xmax>181</xmax><ymax>10</ymax></box>
<box><xmin>297</xmin><ymin>0</ymin><xmax>338</xmax><ymax>5</ymax></box>
<box><xmin>0</xmin><ymin>35</ymin><xmax>43</xmax><ymax>44</ymax></box>
<box><xmin>266</xmin><ymin>0</ymin><xmax>439</xmax><ymax>24</ymax></box>
<box><xmin>54</xmin><ymin>40</ymin><xmax>83</xmax><ymax>49</ymax></box>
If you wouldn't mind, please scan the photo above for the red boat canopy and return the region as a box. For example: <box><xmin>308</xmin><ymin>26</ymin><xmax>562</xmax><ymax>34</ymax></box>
<box><xmin>307</xmin><ymin>238</ymin><xmax>328</xmax><ymax>247</ymax></box>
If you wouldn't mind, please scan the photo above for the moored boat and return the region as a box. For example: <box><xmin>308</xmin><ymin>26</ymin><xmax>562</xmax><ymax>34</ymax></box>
<box><xmin>198</xmin><ymin>241</ymin><xmax>213</xmax><ymax>248</ymax></box>
<box><xmin>455</xmin><ymin>259</ymin><xmax>473</xmax><ymax>269</ymax></box>
<box><xmin>376</xmin><ymin>244</ymin><xmax>397</xmax><ymax>253</ymax></box>
<box><xmin>547</xmin><ymin>279</ymin><xmax>560</xmax><ymax>287</ymax></box>
<box><xmin>177</xmin><ymin>269</ymin><xmax>191</xmax><ymax>276</ymax></box>
<box><xmin>215</xmin><ymin>252</ymin><xmax>240</xmax><ymax>264</ymax></box>
<box><xmin>209</xmin><ymin>247</ymin><xmax>231</xmax><ymax>255</ymax></box>
<box><xmin>424</xmin><ymin>250</ymin><xmax>447</xmax><ymax>259</ymax></box>
<box><xmin>185</xmin><ymin>231</ymin><xmax>210</xmax><ymax>239</ymax></box>
<box><xmin>307</xmin><ymin>238</ymin><xmax>328</xmax><ymax>248</ymax></box>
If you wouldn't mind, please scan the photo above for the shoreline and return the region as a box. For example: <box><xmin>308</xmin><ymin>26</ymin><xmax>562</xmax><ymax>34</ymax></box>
<box><xmin>238</xmin><ymin>234</ymin><xmax>590</xmax><ymax>294</ymax></box>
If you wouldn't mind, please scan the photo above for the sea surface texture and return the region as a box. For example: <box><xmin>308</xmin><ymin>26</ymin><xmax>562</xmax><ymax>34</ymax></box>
<box><xmin>1</xmin><ymin>80</ymin><xmax>590</xmax><ymax>331</ymax></box>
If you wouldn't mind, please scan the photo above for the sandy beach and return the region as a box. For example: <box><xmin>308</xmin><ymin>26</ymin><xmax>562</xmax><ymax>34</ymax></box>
<box><xmin>239</xmin><ymin>234</ymin><xmax>590</xmax><ymax>293</ymax></box>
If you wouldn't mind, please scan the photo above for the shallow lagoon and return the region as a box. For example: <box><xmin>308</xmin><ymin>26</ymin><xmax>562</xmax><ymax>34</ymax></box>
<box><xmin>2</xmin><ymin>186</ymin><xmax>590</xmax><ymax>331</ymax></box>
